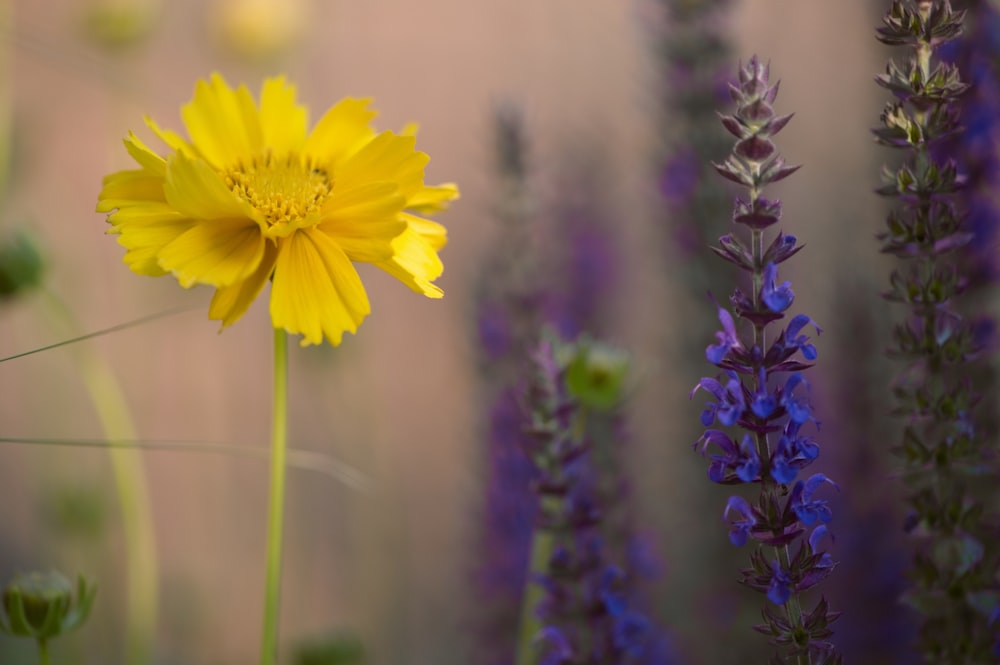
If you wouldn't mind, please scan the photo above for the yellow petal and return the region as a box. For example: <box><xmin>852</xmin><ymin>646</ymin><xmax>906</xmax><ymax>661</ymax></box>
<box><xmin>107</xmin><ymin>203</ymin><xmax>195</xmax><ymax>276</ymax></box>
<box><xmin>181</xmin><ymin>73</ymin><xmax>262</xmax><ymax>168</ymax></box>
<box><xmin>259</xmin><ymin>76</ymin><xmax>307</xmax><ymax>156</ymax></box>
<box><xmin>144</xmin><ymin>115</ymin><xmax>197</xmax><ymax>155</ymax></box>
<box><xmin>303</xmin><ymin>97</ymin><xmax>377</xmax><ymax>170</ymax></box>
<box><xmin>106</xmin><ymin>201</ymin><xmax>189</xmax><ymax>235</ymax></box>
<box><xmin>164</xmin><ymin>151</ymin><xmax>257</xmax><ymax>221</ymax></box>
<box><xmin>209</xmin><ymin>240</ymin><xmax>279</xmax><ymax>327</ymax></box>
<box><xmin>376</xmin><ymin>221</ymin><xmax>445</xmax><ymax>298</ymax></box>
<box><xmin>98</xmin><ymin>169</ymin><xmax>167</xmax><ymax>210</ymax></box>
<box><xmin>318</xmin><ymin>182</ymin><xmax>406</xmax><ymax>262</ymax></box>
<box><xmin>158</xmin><ymin>218</ymin><xmax>265</xmax><ymax>288</ymax></box>
<box><xmin>401</xmin><ymin>213</ymin><xmax>447</xmax><ymax>250</ymax></box>
<box><xmin>123</xmin><ymin>131</ymin><xmax>167</xmax><ymax>176</ymax></box>
<box><xmin>270</xmin><ymin>229</ymin><xmax>371</xmax><ymax>346</ymax></box>
<box><xmin>335</xmin><ymin>131</ymin><xmax>428</xmax><ymax>200</ymax></box>
<box><xmin>407</xmin><ymin>183</ymin><xmax>460</xmax><ymax>213</ymax></box>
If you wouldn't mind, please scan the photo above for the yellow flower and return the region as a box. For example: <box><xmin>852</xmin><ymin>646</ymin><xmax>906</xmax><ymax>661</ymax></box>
<box><xmin>97</xmin><ymin>73</ymin><xmax>458</xmax><ymax>346</ymax></box>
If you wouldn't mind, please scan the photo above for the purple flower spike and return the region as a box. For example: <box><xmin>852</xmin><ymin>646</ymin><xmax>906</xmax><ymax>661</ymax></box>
<box><xmin>520</xmin><ymin>337</ymin><xmax>671</xmax><ymax>663</ymax></box>
<box><xmin>724</xmin><ymin>495</ymin><xmax>757</xmax><ymax>546</ymax></box>
<box><xmin>693</xmin><ymin>55</ymin><xmax>839</xmax><ymax>659</ymax></box>
<box><xmin>761</xmin><ymin>262</ymin><xmax>794</xmax><ymax>313</ymax></box>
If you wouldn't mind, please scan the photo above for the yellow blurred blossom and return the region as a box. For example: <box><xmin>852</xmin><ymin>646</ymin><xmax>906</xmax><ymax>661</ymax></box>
<box><xmin>209</xmin><ymin>0</ymin><xmax>307</xmax><ymax>61</ymax></box>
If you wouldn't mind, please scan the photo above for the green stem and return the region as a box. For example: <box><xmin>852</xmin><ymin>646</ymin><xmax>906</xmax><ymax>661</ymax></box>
<box><xmin>37</xmin><ymin>639</ymin><xmax>50</xmax><ymax>665</ymax></box>
<box><xmin>514</xmin><ymin>407</ymin><xmax>589</xmax><ymax>665</ymax></box>
<box><xmin>39</xmin><ymin>289</ymin><xmax>157</xmax><ymax>665</ymax></box>
<box><xmin>260</xmin><ymin>327</ymin><xmax>289</xmax><ymax>665</ymax></box>
<box><xmin>514</xmin><ymin>527</ymin><xmax>555</xmax><ymax>665</ymax></box>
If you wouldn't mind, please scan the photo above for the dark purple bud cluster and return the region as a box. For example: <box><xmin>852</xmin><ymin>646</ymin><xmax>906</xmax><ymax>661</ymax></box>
<box><xmin>873</xmin><ymin>1</ymin><xmax>1000</xmax><ymax>660</ymax></box>
<box><xmin>693</xmin><ymin>56</ymin><xmax>841</xmax><ymax>663</ymax></box>
<box><xmin>521</xmin><ymin>337</ymin><xmax>664</xmax><ymax>665</ymax></box>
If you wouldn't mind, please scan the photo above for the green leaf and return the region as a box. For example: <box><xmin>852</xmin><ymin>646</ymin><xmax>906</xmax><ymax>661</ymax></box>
<box><xmin>933</xmin><ymin>533</ymin><xmax>985</xmax><ymax>577</ymax></box>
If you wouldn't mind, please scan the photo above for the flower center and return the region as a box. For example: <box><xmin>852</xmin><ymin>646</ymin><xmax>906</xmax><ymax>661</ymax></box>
<box><xmin>223</xmin><ymin>152</ymin><xmax>332</xmax><ymax>233</ymax></box>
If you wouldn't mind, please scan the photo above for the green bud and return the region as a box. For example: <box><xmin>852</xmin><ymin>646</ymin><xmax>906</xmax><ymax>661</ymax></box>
<box><xmin>43</xmin><ymin>485</ymin><xmax>108</xmax><ymax>540</ymax></box>
<box><xmin>0</xmin><ymin>572</ymin><xmax>96</xmax><ymax>641</ymax></box>
<box><xmin>0</xmin><ymin>228</ymin><xmax>45</xmax><ymax>299</ymax></box>
<box><xmin>565</xmin><ymin>340</ymin><xmax>630</xmax><ymax>411</ymax></box>
<box><xmin>82</xmin><ymin>0</ymin><xmax>158</xmax><ymax>51</ymax></box>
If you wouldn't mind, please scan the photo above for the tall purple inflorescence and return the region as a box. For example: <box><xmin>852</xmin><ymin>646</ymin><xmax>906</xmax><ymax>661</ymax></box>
<box><xmin>518</xmin><ymin>336</ymin><xmax>670</xmax><ymax>665</ymax></box>
<box><xmin>874</xmin><ymin>0</ymin><xmax>1000</xmax><ymax>659</ymax></box>
<box><xmin>692</xmin><ymin>56</ymin><xmax>841</xmax><ymax>663</ymax></box>
<box><xmin>473</xmin><ymin>106</ymin><xmax>544</xmax><ymax>665</ymax></box>
<box><xmin>474</xmin><ymin>107</ymin><xmax>673</xmax><ymax>665</ymax></box>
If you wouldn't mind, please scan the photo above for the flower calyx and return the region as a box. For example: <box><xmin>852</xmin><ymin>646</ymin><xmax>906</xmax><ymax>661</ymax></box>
<box><xmin>0</xmin><ymin>572</ymin><xmax>96</xmax><ymax>642</ymax></box>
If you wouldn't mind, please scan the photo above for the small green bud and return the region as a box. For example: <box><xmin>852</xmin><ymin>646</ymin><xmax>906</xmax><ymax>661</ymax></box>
<box><xmin>82</xmin><ymin>0</ymin><xmax>158</xmax><ymax>51</ymax></box>
<box><xmin>0</xmin><ymin>228</ymin><xmax>45</xmax><ymax>299</ymax></box>
<box><xmin>565</xmin><ymin>340</ymin><xmax>630</xmax><ymax>411</ymax></box>
<box><xmin>43</xmin><ymin>485</ymin><xmax>108</xmax><ymax>540</ymax></box>
<box><xmin>0</xmin><ymin>572</ymin><xmax>96</xmax><ymax>641</ymax></box>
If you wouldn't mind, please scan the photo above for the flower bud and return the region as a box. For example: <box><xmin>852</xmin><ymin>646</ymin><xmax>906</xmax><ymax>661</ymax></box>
<box><xmin>0</xmin><ymin>572</ymin><xmax>96</xmax><ymax>641</ymax></box>
<box><xmin>0</xmin><ymin>228</ymin><xmax>45</xmax><ymax>300</ymax></box>
<box><xmin>82</xmin><ymin>0</ymin><xmax>159</xmax><ymax>51</ymax></box>
<box><xmin>565</xmin><ymin>340</ymin><xmax>630</xmax><ymax>411</ymax></box>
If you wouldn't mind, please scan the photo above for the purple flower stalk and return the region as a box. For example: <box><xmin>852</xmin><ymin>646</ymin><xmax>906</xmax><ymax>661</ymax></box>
<box><xmin>471</xmin><ymin>105</ymin><xmax>545</xmax><ymax>665</ymax></box>
<box><xmin>874</xmin><ymin>1</ymin><xmax>1000</xmax><ymax>659</ymax></box>
<box><xmin>516</xmin><ymin>336</ymin><xmax>669</xmax><ymax>665</ymax></box>
<box><xmin>473</xmin><ymin>107</ymin><xmax>669</xmax><ymax>664</ymax></box>
<box><xmin>692</xmin><ymin>56</ymin><xmax>841</xmax><ymax>663</ymax></box>
<box><xmin>654</xmin><ymin>0</ymin><xmax>734</xmax><ymax>264</ymax></box>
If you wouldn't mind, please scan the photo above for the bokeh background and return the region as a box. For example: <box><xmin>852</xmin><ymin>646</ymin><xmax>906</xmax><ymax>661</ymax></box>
<box><xmin>0</xmin><ymin>0</ymin><xmax>987</xmax><ymax>663</ymax></box>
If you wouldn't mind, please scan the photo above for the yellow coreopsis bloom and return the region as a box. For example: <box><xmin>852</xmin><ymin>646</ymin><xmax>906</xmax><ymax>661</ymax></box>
<box><xmin>97</xmin><ymin>73</ymin><xmax>458</xmax><ymax>346</ymax></box>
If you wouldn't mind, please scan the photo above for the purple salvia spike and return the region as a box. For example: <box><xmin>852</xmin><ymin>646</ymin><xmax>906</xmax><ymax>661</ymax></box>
<box><xmin>692</xmin><ymin>54</ymin><xmax>840</xmax><ymax>660</ymax></box>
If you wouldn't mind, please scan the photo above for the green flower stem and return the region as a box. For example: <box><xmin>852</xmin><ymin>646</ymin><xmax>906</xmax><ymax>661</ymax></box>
<box><xmin>39</xmin><ymin>289</ymin><xmax>157</xmax><ymax>665</ymax></box>
<box><xmin>513</xmin><ymin>526</ymin><xmax>554</xmax><ymax>665</ymax></box>
<box><xmin>37</xmin><ymin>639</ymin><xmax>50</xmax><ymax>665</ymax></box>
<box><xmin>260</xmin><ymin>327</ymin><xmax>289</xmax><ymax>665</ymax></box>
<box><xmin>514</xmin><ymin>407</ymin><xmax>588</xmax><ymax>665</ymax></box>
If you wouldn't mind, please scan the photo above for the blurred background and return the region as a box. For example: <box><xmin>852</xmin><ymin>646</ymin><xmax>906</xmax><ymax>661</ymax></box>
<box><xmin>0</xmin><ymin>0</ymin><xmax>988</xmax><ymax>663</ymax></box>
